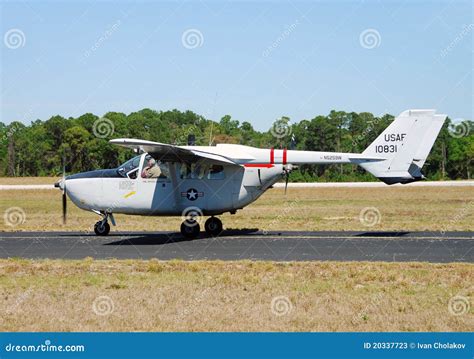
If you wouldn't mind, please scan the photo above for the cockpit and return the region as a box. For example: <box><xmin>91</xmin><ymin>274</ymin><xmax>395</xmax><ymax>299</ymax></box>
<box><xmin>141</xmin><ymin>155</ymin><xmax>169</xmax><ymax>179</ymax></box>
<box><xmin>116</xmin><ymin>154</ymin><xmax>225</xmax><ymax>181</ymax></box>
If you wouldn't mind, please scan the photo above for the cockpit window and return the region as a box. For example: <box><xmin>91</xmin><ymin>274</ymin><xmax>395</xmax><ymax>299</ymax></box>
<box><xmin>117</xmin><ymin>155</ymin><xmax>141</xmax><ymax>178</ymax></box>
<box><xmin>141</xmin><ymin>155</ymin><xmax>169</xmax><ymax>179</ymax></box>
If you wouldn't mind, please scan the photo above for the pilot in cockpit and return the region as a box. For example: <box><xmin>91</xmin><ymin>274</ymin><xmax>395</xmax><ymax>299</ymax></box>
<box><xmin>141</xmin><ymin>158</ymin><xmax>162</xmax><ymax>178</ymax></box>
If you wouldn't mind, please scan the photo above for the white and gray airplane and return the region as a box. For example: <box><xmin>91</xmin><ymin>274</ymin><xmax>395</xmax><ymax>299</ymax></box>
<box><xmin>55</xmin><ymin>109</ymin><xmax>446</xmax><ymax>238</ymax></box>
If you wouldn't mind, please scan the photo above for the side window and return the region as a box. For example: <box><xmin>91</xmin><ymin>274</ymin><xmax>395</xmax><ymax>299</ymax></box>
<box><xmin>208</xmin><ymin>165</ymin><xmax>225</xmax><ymax>180</ymax></box>
<box><xmin>179</xmin><ymin>163</ymin><xmax>207</xmax><ymax>179</ymax></box>
<box><xmin>141</xmin><ymin>155</ymin><xmax>169</xmax><ymax>179</ymax></box>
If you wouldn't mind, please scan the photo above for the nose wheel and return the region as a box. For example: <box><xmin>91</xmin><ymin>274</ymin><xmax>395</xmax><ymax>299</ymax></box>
<box><xmin>94</xmin><ymin>220</ymin><xmax>110</xmax><ymax>236</ymax></box>
<box><xmin>204</xmin><ymin>217</ymin><xmax>223</xmax><ymax>237</ymax></box>
<box><xmin>93</xmin><ymin>212</ymin><xmax>114</xmax><ymax>236</ymax></box>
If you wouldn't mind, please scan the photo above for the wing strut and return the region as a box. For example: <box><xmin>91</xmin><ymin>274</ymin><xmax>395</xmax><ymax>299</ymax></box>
<box><xmin>168</xmin><ymin>162</ymin><xmax>181</xmax><ymax>211</ymax></box>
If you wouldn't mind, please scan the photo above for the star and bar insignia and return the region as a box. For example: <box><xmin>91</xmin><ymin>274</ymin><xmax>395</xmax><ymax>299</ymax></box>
<box><xmin>181</xmin><ymin>188</ymin><xmax>204</xmax><ymax>201</ymax></box>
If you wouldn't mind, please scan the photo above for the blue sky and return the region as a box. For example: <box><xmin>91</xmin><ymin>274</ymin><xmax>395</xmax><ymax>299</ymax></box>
<box><xmin>1</xmin><ymin>0</ymin><xmax>472</xmax><ymax>131</ymax></box>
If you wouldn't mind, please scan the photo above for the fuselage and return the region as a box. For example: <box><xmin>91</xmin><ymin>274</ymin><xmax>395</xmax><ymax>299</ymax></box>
<box><xmin>64</xmin><ymin>147</ymin><xmax>285</xmax><ymax>216</ymax></box>
<box><xmin>63</xmin><ymin>143</ymin><xmax>384</xmax><ymax>216</ymax></box>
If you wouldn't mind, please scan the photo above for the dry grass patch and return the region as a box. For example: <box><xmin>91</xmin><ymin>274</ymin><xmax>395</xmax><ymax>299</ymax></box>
<box><xmin>0</xmin><ymin>186</ymin><xmax>472</xmax><ymax>232</ymax></box>
<box><xmin>0</xmin><ymin>259</ymin><xmax>472</xmax><ymax>332</ymax></box>
<box><xmin>0</xmin><ymin>177</ymin><xmax>59</xmax><ymax>185</ymax></box>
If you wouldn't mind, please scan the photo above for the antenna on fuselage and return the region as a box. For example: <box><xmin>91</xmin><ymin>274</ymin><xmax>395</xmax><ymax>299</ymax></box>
<box><xmin>290</xmin><ymin>133</ymin><xmax>296</xmax><ymax>150</ymax></box>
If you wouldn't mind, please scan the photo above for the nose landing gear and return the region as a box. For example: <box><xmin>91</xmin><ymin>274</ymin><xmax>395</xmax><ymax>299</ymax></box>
<box><xmin>94</xmin><ymin>220</ymin><xmax>110</xmax><ymax>236</ymax></box>
<box><xmin>93</xmin><ymin>212</ymin><xmax>114</xmax><ymax>236</ymax></box>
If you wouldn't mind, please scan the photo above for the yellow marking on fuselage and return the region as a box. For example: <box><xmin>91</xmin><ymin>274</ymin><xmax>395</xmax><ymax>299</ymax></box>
<box><xmin>124</xmin><ymin>191</ymin><xmax>136</xmax><ymax>198</ymax></box>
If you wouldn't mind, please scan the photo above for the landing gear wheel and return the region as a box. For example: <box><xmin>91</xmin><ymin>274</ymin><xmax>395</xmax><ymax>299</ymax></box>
<box><xmin>180</xmin><ymin>220</ymin><xmax>201</xmax><ymax>239</ymax></box>
<box><xmin>94</xmin><ymin>221</ymin><xmax>110</xmax><ymax>236</ymax></box>
<box><xmin>205</xmin><ymin>217</ymin><xmax>223</xmax><ymax>237</ymax></box>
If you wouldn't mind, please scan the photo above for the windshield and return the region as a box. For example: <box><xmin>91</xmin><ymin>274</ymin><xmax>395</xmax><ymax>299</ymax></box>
<box><xmin>117</xmin><ymin>155</ymin><xmax>141</xmax><ymax>177</ymax></box>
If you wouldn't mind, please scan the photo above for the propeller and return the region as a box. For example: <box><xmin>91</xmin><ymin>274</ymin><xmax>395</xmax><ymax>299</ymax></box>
<box><xmin>284</xmin><ymin>170</ymin><xmax>290</xmax><ymax>194</ymax></box>
<box><xmin>55</xmin><ymin>161</ymin><xmax>67</xmax><ymax>224</ymax></box>
<box><xmin>284</xmin><ymin>135</ymin><xmax>297</xmax><ymax>194</ymax></box>
<box><xmin>283</xmin><ymin>164</ymin><xmax>293</xmax><ymax>195</ymax></box>
<box><xmin>62</xmin><ymin>162</ymin><xmax>67</xmax><ymax>224</ymax></box>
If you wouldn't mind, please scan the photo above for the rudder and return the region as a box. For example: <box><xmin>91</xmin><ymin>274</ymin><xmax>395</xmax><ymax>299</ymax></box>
<box><xmin>360</xmin><ymin>109</ymin><xmax>447</xmax><ymax>184</ymax></box>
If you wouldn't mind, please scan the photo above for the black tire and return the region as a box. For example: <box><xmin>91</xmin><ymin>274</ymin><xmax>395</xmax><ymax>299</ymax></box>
<box><xmin>94</xmin><ymin>221</ymin><xmax>110</xmax><ymax>236</ymax></box>
<box><xmin>205</xmin><ymin>217</ymin><xmax>223</xmax><ymax>237</ymax></box>
<box><xmin>180</xmin><ymin>220</ymin><xmax>200</xmax><ymax>239</ymax></box>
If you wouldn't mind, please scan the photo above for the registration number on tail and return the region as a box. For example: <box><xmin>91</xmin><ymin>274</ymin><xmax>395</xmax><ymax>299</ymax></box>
<box><xmin>375</xmin><ymin>144</ymin><xmax>398</xmax><ymax>153</ymax></box>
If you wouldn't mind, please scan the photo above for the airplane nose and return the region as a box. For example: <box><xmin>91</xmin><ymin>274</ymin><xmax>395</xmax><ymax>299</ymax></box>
<box><xmin>54</xmin><ymin>179</ymin><xmax>65</xmax><ymax>191</ymax></box>
<box><xmin>62</xmin><ymin>176</ymin><xmax>104</xmax><ymax>211</ymax></box>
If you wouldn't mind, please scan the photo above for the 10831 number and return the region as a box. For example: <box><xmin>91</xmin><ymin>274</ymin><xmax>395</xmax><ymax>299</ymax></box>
<box><xmin>375</xmin><ymin>144</ymin><xmax>397</xmax><ymax>153</ymax></box>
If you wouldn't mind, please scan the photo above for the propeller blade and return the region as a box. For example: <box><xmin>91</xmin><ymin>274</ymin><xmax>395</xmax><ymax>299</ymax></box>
<box><xmin>284</xmin><ymin>171</ymin><xmax>289</xmax><ymax>195</ymax></box>
<box><xmin>61</xmin><ymin>159</ymin><xmax>67</xmax><ymax>224</ymax></box>
<box><xmin>62</xmin><ymin>188</ymin><xmax>67</xmax><ymax>224</ymax></box>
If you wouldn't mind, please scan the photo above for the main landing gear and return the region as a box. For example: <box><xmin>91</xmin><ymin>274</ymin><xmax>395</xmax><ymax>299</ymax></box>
<box><xmin>93</xmin><ymin>212</ymin><xmax>114</xmax><ymax>236</ymax></box>
<box><xmin>180</xmin><ymin>216</ymin><xmax>223</xmax><ymax>239</ymax></box>
<box><xmin>204</xmin><ymin>217</ymin><xmax>223</xmax><ymax>236</ymax></box>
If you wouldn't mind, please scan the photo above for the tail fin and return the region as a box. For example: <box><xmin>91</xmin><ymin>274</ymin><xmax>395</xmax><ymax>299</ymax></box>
<box><xmin>360</xmin><ymin>109</ymin><xmax>447</xmax><ymax>184</ymax></box>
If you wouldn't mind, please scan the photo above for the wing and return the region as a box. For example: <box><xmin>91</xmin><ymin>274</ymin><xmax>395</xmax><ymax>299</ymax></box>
<box><xmin>110</xmin><ymin>138</ymin><xmax>239</xmax><ymax>166</ymax></box>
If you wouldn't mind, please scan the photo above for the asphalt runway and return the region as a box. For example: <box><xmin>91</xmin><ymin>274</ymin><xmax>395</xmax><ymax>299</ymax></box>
<box><xmin>0</xmin><ymin>230</ymin><xmax>472</xmax><ymax>262</ymax></box>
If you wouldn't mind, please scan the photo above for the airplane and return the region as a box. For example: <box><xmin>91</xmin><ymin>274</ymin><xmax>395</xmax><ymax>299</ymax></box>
<box><xmin>55</xmin><ymin>109</ymin><xmax>446</xmax><ymax>238</ymax></box>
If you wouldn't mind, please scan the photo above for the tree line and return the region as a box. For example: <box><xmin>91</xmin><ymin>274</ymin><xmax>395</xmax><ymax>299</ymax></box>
<box><xmin>0</xmin><ymin>108</ymin><xmax>472</xmax><ymax>181</ymax></box>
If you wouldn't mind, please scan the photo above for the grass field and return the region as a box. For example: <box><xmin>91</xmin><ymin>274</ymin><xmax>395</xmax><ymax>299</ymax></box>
<box><xmin>1</xmin><ymin>259</ymin><xmax>472</xmax><ymax>332</ymax></box>
<box><xmin>1</xmin><ymin>182</ymin><xmax>472</xmax><ymax>332</ymax></box>
<box><xmin>0</xmin><ymin>177</ymin><xmax>59</xmax><ymax>185</ymax></box>
<box><xmin>0</xmin><ymin>184</ymin><xmax>472</xmax><ymax>232</ymax></box>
